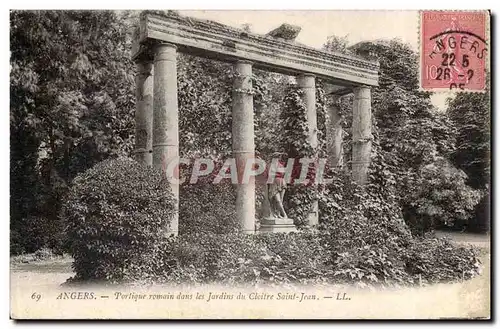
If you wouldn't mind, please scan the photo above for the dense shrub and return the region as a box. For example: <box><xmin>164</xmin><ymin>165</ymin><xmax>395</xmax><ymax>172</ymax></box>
<box><xmin>124</xmin><ymin>225</ymin><xmax>480</xmax><ymax>287</ymax></box>
<box><xmin>178</xmin><ymin>159</ymin><xmax>239</xmax><ymax>235</ymax></box>
<box><xmin>179</xmin><ymin>181</ymin><xmax>238</xmax><ymax>235</ymax></box>
<box><xmin>11</xmin><ymin>215</ymin><xmax>67</xmax><ymax>255</ymax></box>
<box><xmin>314</xmin><ymin>169</ymin><xmax>480</xmax><ymax>286</ymax></box>
<box><xmin>401</xmin><ymin>158</ymin><xmax>482</xmax><ymax>235</ymax></box>
<box><xmin>62</xmin><ymin>157</ymin><xmax>176</xmax><ymax>282</ymax></box>
<box><xmin>317</xmin><ymin>170</ymin><xmax>411</xmax><ymax>285</ymax></box>
<box><xmin>61</xmin><ymin>158</ymin><xmax>481</xmax><ymax>287</ymax></box>
<box><xmin>317</xmin><ymin>231</ymin><xmax>480</xmax><ymax>287</ymax></box>
<box><xmin>285</xmin><ymin>185</ymin><xmax>316</xmax><ymax>228</ymax></box>
<box><xmin>138</xmin><ymin>231</ymin><xmax>334</xmax><ymax>285</ymax></box>
<box><xmin>10</xmin><ymin>247</ymin><xmax>66</xmax><ymax>265</ymax></box>
<box><xmin>403</xmin><ymin>237</ymin><xmax>481</xmax><ymax>284</ymax></box>
<box><xmin>319</xmin><ymin>169</ymin><xmax>410</xmax><ymax>241</ymax></box>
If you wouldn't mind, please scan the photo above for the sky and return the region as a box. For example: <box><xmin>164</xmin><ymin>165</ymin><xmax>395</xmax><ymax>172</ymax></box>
<box><xmin>179</xmin><ymin>10</ymin><xmax>451</xmax><ymax>111</ymax></box>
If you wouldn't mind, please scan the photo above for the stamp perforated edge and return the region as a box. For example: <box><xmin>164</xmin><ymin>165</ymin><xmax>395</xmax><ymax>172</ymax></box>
<box><xmin>417</xmin><ymin>9</ymin><xmax>491</xmax><ymax>94</ymax></box>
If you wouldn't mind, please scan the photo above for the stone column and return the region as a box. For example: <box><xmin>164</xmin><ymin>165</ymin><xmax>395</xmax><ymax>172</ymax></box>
<box><xmin>352</xmin><ymin>86</ymin><xmax>372</xmax><ymax>185</ymax></box>
<box><xmin>153</xmin><ymin>42</ymin><xmax>179</xmax><ymax>235</ymax></box>
<box><xmin>134</xmin><ymin>60</ymin><xmax>154</xmax><ymax>166</ymax></box>
<box><xmin>296</xmin><ymin>74</ymin><xmax>318</xmax><ymax>227</ymax></box>
<box><xmin>326</xmin><ymin>95</ymin><xmax>344</xmax><ymax>169</ymax></box>
<box><xmin>232</xmin><ymin>60</ymin><xmax>255</xmax><ymax>234</ymax></box>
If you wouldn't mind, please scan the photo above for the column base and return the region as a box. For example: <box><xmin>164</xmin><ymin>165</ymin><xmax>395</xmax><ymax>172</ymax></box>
<box><xmin>259</xmin><ymin>217</ymin><xmax>297</xmax><ymax>233</ymax></box>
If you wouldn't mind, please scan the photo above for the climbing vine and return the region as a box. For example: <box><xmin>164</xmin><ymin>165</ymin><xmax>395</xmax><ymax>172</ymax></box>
<box><xmin>315</xmin><ymin>79</ymin><xmax>328</xmax><ymax>158</ymax></box>
<box><xmin>251</xmin><ymin>71</ymin><xmax>272</xmax><ymax>156</ymax></box>
<box><xmin>279</xmin><ymin>81</ymin><xmax>328</xmax><ymax>227</ymax></box>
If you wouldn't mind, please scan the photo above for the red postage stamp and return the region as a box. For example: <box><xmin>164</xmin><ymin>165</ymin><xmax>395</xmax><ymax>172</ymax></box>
<box><xmin>420</xmin><ymin>11</ymin><xmax>489</xmax><ymax>91</ymax></box>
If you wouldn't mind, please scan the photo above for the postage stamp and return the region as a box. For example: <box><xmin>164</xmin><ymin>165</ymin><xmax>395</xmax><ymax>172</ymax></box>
<box><xmin>420</xmin><ymin>10</ymin><xmax>489</xmax><ymax>91</ymax></box>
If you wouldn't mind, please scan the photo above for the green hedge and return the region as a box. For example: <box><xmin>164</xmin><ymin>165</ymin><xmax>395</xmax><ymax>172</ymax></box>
<box><xmin>118</xmin><ymin>230</ymin><xmax>480</xmax><ymax>287</ymax></box>
<box><xmin>62</xmin><ymin>157</ymin><xmax>176</xmax><ymax>282</ymax></box>
<box><xmin>179</xmin><ymin>179</ymin><xmax>238</xmax><ymax>235</ymax></box>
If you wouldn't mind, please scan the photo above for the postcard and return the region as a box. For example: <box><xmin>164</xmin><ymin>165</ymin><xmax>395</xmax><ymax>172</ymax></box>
<box><xmin>10</xmin><ymin>9</ymin><xmax>491</xmax><ymax>319</ymax></box>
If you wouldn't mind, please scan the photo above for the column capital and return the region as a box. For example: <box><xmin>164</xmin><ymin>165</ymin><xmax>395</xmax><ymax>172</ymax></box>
<box><xmin>353</xmin><ymin>85</ymin><xmax>372</xmax><ymax>92</ymax></box>
<box><xmin>233</xmin><ymin>61</ymin><xmax>253</xmax><ymax>89</ymax></box>
<box><xmin>153</xmin><ymin>41</ymin><xmax>177</xmax><ymax>63</ymax></box>
<box><xmin>296</xmin><ymin>73</ymin><xmax>316</xmax><ymax>88</ymax></box>
<box><xmin>235</xmin><ymin>59</ymin><xmax>254</xmax><ymax>66</ymax></box>
<box><xmin>153</xmin><ymin>41</ymin><xmax>178</xmax><ymax>50</ymax></box>
<box><xmin>353</xmin><ymin>85</ymin><xmax>371</xmax><ymax>99</ymax></box>
<box><xmin>297</xmin><ymin>73</ymin><xmax>316</xmax><ymax>78</ymax></box>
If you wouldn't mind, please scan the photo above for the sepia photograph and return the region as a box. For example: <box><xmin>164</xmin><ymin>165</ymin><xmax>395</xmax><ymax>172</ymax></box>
<box><xmin>9</xmin><ymin>8</ymin><xmax>491</xmax><ymax>320</ymax></box>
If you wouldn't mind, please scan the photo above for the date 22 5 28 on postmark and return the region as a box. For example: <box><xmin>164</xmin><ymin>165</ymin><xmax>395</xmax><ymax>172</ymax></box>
<box><xmin>420</xmin><ymin>11</ymin><xmax>489</xmax><ymax>91</ymax></box>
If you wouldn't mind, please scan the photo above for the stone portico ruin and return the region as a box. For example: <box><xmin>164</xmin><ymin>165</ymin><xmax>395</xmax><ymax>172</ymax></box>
<box><xmin>132</xmin><ymin>11</ymin><xmax>379</xmax><ymax>235</ymax></box>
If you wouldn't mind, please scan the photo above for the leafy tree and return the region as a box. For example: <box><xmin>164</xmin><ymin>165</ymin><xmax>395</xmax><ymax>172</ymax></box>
<box><xmin>401</xmin><ymin>157</ymin><xmax>482</xmax><ymax>234</ymax></box>
<box><xmin>351</xmin><ymin>40</ymin><xmax>457</xmax><ymax>167</ymax></box>
<box><xmin>10</xmin><ymin>10</ymin><xmax>136</xmax><ymax>253</ymax></box>
<box><xmin>446</xmin><ymin>89</ymin><xmax>490</xmax><ymax>190</ymax></box>
<box><xmin>446</xmin><ymin>80</ymin><xmax>490</xmax><ymax>232</ymax></box>
<box><xmin>323</xmin><ymin>35</ymin><xmax>351</xmax><ymax>55</ymax></box>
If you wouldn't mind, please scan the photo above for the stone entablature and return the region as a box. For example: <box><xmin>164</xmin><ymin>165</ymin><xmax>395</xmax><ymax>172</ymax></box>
<box><xmin>132</xmin><ymin>11</ymin><xmax>379</xmax><ymax>87</ymax></box>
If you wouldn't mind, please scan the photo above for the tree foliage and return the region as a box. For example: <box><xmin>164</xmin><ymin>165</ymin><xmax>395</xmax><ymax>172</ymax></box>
<box><xmin>10</xmin><ymin>10</ymin><xmax>136</xmax><ymax>253</ymax></box>
<box><xmin>401</xmin><ymin>158</ymin><xmax>482</xmax><ymax>234</ymax></box>
<box><xmin>446</xmin><ymin>89</ymin><xmax>490</xmax><ymax>190</ymax></box>
<box><xmin>446</xmin><ymin>81</ymin><xmax>490</xmax><ymax>232</ymax></box>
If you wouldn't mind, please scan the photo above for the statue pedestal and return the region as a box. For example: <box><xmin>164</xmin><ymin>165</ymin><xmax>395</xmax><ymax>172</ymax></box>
<box><xmin>259</xmin><ymin>217</ymin><xmax>297</xmax><ymax>233</ymax></box>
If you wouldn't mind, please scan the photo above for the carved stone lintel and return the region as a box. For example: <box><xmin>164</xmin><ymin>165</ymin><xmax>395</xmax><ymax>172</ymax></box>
<box><xmin>133</xmin><ymin>12</ymin><xmax>380</xmax><ymax>86</ymax></box>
